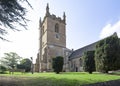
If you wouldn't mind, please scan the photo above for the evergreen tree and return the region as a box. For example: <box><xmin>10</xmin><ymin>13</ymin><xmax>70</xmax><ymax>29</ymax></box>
<box><xmin>52</xmin><ymin>56</ymin><xmax>64</xmax><ymax>74</ymax></box>
<box><xmin>83</xmin><ymin>51</ymin><xmax>95</xmax><ymax>74</ymax></box>
<box><xmin>95</xmin><ymin>32</ymin><xmax>120</xmax><ymax>73</ymax></box>
<box><xmin>0</xmin><ymin>0</ymin><xmax>32</xmax><ymax>40</ymax></box>
<box><xmin>17</xmin><ymin>58</ymin><xmax>32</xmax><ymax>72</ymax></box>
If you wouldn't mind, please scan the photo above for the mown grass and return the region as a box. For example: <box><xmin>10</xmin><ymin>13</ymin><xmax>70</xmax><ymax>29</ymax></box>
<box><xmin>0</xmin><ymin>72</ymin><xmax>120</xmax><ymax>86</ymax></box>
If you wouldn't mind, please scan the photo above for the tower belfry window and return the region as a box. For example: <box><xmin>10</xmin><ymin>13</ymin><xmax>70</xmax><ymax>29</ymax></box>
<box><xmin>55</xmin><ymin>23</ymin><xmax>59</xmax><ymax>33</ymax></box>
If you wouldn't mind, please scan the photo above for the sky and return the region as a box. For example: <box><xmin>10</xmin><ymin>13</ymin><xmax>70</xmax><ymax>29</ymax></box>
<box><xmin>0</xmin><ymin>0</ymin><xmax>120</xmax><ymax>63</ymax></box>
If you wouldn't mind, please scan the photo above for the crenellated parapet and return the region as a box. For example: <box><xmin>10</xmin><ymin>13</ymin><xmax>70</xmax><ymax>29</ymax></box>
<box><xmin>39</xmin><ymin>3</ymin><xmax>66</xmax><ymax>27</ymax></box>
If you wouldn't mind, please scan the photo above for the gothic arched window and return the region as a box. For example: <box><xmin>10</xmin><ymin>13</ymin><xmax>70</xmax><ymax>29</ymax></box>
<box><xmin>55</xmin><ymin>23</ymin><xmax>59</xmax><ymax>33</ymax></box>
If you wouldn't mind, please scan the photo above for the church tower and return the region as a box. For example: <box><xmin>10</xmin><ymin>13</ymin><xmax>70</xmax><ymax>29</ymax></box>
<box><xmin>38</xmin><ymin>4</ymin><xmax>66</xmax><ymax>72</ymax></box>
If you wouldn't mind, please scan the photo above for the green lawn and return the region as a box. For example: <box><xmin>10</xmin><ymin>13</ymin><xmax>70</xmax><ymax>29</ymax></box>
<box><xmin>0</xmin><ymin>72</ymin><xmax>120</xmax><ymax>86</ymax></box>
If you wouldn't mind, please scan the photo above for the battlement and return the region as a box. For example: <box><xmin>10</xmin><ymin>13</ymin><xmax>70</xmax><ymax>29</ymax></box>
<box><xmin>39</xmin><ymin>4</ymin><xmax>66</xmax><ymax>27</ymax></box>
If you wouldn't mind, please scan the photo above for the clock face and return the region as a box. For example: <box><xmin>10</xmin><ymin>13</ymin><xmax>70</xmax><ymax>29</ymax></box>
<box><xmin>55</xmin><ymin>34</ymin><xmax>60</xmax><ymax>39</ymax></box>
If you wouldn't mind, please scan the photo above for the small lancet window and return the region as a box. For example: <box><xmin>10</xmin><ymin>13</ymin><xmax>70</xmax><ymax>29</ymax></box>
<box><xmin>55</xmin><ymin>23</ymin><xmax>59</xmax><ymax>33</ymax></box>
<box><xmin>42</xmin><ymin>26</ymin><xmax>44</xmax><ymax>35</ymax></box>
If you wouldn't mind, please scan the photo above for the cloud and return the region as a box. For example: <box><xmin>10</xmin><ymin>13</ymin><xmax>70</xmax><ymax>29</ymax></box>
<box><xmin>100</xmin><ymin>20</ymin><xmax>120</xmax><ymax>39</ymax></box>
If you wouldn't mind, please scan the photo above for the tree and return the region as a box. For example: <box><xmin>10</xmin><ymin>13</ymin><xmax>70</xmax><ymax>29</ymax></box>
<box><xmin>52</xmin><ymin>56</ymin><xmax>64</xmax><ymax>74</ymax></box>
<box><xmin>0</xmin><ymin>0</ymin><xmax>32</xmax><ymax>40</ymax></box>
<box><xmin>0</xmin><ymin>65</ymin><xmax>7</xmax><ymax>74</ymax></box>
<box><xmin>95</xmin><ymin>32</ymin><xmax>120</xmax><ymax>73</ymax></box>
<box><xmin>83</xmin><ymin>51</ymin><xmax>95</xmax><ymax>74</ymax></box>
<box><xmin>17</xmin><ymin>58</ymin><xmax>32</xmax><ymax>72</ymax></box>
<box><xmin>1</xmin><ymin>52</ymin><xmax>22</xmax><ymax>69</ymax></box>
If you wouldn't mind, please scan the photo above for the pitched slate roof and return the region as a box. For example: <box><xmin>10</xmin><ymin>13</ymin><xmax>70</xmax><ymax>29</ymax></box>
<box><xmin>69</xmin><ymin>42</ymin><xmax>96</xmax><ymax>60</ymax></box>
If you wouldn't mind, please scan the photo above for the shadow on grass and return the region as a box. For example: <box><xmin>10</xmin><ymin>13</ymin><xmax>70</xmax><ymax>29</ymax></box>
<box><xmin>24</xmin><ymin>77</ymin><xmax>120</xmax><ymax>86</ymax></box>
<box><xmin>109</xmin><ymin>72</ymin><xmax>120</xmax><ymax>76</ymax></box>
<box><xmin>0</xmin><ymin>76</ymin><xmax>89</xmax><ymax>86</ymax></box>
<box><xmin>0</xmin><ymin>72</ymin><xmax>120</xmax><ymax>86</ymax></box>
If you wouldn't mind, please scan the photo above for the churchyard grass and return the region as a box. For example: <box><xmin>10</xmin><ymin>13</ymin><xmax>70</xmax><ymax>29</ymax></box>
<box><xmin>0</xmin><ymin>72</ymin><xmax>120</xmax><ymax>86</ymax></box>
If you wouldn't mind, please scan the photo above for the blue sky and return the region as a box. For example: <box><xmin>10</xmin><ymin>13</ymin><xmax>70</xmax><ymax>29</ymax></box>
<box><xmin>39</xmin><ymin>0</ymin><xmax>120</xmax><ymax>49</ymax></box>
<box><xmin>64</xmin><ymin>0</ymin><xmax>120</xmax><ymax>49</ymax></box>
<box><xmin>1</xmin><ymin>0</ymin><xmax>120</xmax><ymax>62</ymax></box>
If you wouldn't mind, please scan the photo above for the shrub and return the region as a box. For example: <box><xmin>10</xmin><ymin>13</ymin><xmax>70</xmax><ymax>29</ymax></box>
<box><xmin>83</xmin><ymin>51</ymin><xmax>95</xmax><ymax>74</ymax></box>
<box><xmin>52</xmin><ymin>56</ymin><xmax>63</xmax><ymax>74</ymax></box>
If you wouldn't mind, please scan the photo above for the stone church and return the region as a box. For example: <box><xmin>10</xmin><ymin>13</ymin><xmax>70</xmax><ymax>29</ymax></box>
<box><xmin>35</xmin><ymin>4</ymin><xmax>97</xmax><ymax>72</ymax></box>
